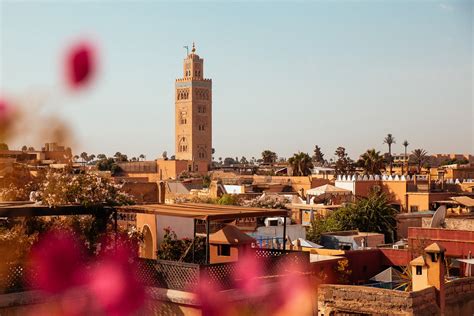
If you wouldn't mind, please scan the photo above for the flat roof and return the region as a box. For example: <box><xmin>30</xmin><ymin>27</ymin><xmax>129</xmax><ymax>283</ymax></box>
<box><xmin>289</xmin><ymin>203</ymin><xmax>342</xmax><ymax>210</ymax></box>
<box><xmin>118</xmin><ymin>203</ymin><xmax>288</xmax><ymax>221</ymax></box>
<box><xmin>0</xmin><ymin>202</ymin><xmax>289</xmax><ymax>221</ymax></box>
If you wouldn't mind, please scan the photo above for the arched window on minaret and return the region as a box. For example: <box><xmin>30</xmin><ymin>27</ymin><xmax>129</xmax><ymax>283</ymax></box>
<box><xmin>198</xmin><ymin>148</ymin><xmax>206</xmax><ymax>159</ymax></box>
<box><xmin>179</xmin><ymin>137</ymin><xmax>188</xmax><ymax>152</ymax></box>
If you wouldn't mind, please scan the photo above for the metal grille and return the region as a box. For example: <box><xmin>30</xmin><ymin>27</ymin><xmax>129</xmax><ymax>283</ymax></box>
<box><xmin>2</xmin><ymin>249</ymin><xmax>309</xmax><ymax>293</ymax></box>
<box><xmin>201</xmin><ymin>262</ymin><xmax>236</xmax><ymax>290</ymax></box>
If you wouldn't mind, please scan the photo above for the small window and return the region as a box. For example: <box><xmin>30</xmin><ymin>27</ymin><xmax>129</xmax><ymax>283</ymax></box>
<box><xmin>218</xmin><ymin>245</ymin><xmax>231</xmax><ymax>256</ymax></box>
<box><xmin>416</xmin><ymin>266</ymin><xmax>422</xmax><ymax>275</ymax></box>
<box><xmin>410</xmin><ymin>206</ymin><xmax>419</xmax><ymax>212</ymax></box>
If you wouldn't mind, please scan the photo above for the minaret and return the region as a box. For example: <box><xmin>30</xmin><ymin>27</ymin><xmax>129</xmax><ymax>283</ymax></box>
<box><xmin>175</xmin><ymin>43</ymin><xmax>212</xmax><ymax>172</ymax></box>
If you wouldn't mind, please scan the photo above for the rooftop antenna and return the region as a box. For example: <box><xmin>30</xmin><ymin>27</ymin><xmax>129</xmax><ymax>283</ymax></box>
<box><xmin>183</xmin><ymin>45</ymin><xmax>189</xmax><ymax>55</ymax></box>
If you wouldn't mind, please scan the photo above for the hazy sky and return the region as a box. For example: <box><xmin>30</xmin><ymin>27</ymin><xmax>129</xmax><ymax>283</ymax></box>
<box><xmin>1</xmin><ymin>0</ymin><xmax>472</xmax><ymax>161</ymax></box>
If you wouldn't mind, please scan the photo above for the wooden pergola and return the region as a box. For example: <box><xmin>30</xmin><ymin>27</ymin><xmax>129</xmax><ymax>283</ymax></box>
<box><xmin>118</xmin><ymin>203</ymin><xmax>289</xmax><ymax>263</ymax></box>
<box><xmin>0</xmin><ymin>202</ymin><xmax>289</xmax><ymax>264</ymax></box>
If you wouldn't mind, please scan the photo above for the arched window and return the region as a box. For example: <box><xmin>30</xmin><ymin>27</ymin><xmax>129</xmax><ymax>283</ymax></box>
<box><xmin>179</xmin><ymin>137</ymin><xmax>188</xmax><ymax>152</ymax></box>
<box><xmin>198</xmin><ymin>149</ymin><xmax>206</xmax><ymax>159</ymax></box>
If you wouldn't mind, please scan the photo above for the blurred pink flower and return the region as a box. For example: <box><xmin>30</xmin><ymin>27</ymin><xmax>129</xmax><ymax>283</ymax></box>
<box><xmin>271</xmin><ymin>261</ymin><xmax>314</xmax><ymax>316</ymax></box>
<box><xmin>65</xmin><ymin>41</ymin><xmax>96</xmax><ymax>89</ymax></box>
<box><xmin>195</xmin><ymin>275</ymin><xmax>233</xmax><ymax>316</ymax></box>
<box><xmin>88</xmin><ymin>234</ymin><xmax>146</xmax><ymax>316</ymax></box>
<box><xmin>28</xmin><ymin>230</ymin><xmax>87</xmax><ymax>294</ymax></box>
<box><xmin>0</xmin><ymin>97</ymin><xmax>8</xmax><ymax>121</ymax></box>
<box><xmin>233</xmin><ymin>252</ymin><xmax>263</xmax><ymax>295</ymax></box>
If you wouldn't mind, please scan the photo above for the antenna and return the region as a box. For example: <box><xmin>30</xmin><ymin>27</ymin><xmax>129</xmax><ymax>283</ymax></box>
<box><xmin>430</xmin><ymin>205</ymin><xmax>447</xmax><ymax>228</ymax></box>
<box><xmin>183</xmin><ymin>45</ymin><xmax>189</xmax><ymax>55</ymax></box>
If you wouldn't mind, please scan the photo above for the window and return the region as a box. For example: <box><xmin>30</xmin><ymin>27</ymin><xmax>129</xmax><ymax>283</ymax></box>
<box><xmin>218</xmin><ymin>245</ymin><xmax>231</xmax><ymax>256</ymax></box>
<box><xmin>410</xmin><ymin>206</ymin><xmax>419</xmax><ymax>212</ymax></box>
<box><xmin>416</xmin><ymin>266</ymin><xmax>422</xmax><ymax>275</ymax></box>
<box><xmin>198</xmin><ymin>105</ymin><xmax>206</xmax><ymax>114</ymax></box>
<box><xmin>198</xmin><ymin>124</ymin><xmax>205</xmax><ymax>131</ymax></box>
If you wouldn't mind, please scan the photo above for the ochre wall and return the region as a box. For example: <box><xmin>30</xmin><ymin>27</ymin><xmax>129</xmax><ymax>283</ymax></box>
<box><xmin>209</xmin><ymin>244</ymin><xmax>239</xmax><ymax>264</ymax></box>
<box><xmin>137</xmin><ymin>214</ymin><xmax>158</xmax><ymax>259</ymax></box>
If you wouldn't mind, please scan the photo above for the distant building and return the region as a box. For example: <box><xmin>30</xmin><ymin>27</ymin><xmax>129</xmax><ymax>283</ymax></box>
<box><xmin>0</xmin><ymin>142</ymin><xmax>72</xmax><ymax>166</ymax></box>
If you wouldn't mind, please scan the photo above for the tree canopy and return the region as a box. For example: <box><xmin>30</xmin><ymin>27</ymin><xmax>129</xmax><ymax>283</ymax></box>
<box><xmin>288</xmin><ymin>152</ymin><xmax>313</xmax><ymax>176</ymax></box>
<box><xmin>261</xmin><ymin>150</ymin><xmax>278</xmax><ymax>164</ymax></box>
<box><xmin>358</xmin><ymin>149</ymin><xmax>385</xmax><ymax>175</ymax></box>
<box><xmin>307</xmin><ymin>191</ymin><xmax>398</xmax><ymax>244</ymax></box>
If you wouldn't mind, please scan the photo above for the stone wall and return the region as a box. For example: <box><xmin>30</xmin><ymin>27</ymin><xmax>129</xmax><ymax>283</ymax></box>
<box><xmin>445</xmin><ymin>277</ymin><xmax>474</xmax><ymax>315</ymax></box>
<box><xmin>422</xmin><ymin>216</ymin><xmax>474</xmax><ymax>231</ymax></box>
<box><xmin>317</xmin><ymin>285</ymin><xmax>439</xmax><ymax>316</ymax></box>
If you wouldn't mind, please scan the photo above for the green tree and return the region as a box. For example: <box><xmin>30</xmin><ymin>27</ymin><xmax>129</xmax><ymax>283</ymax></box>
<box><xmin>333</xmin><ymin>191</ymin><xmax>398</xmax><ymax>243</ymax></box>
<box><xmin>358</xmin><ymin>149</ymin><xmax>385</xmax><ymax>175</ymax></box>
<box><xmin>261</xmin><ymin>150</ymin><xmax>277</xmax><ymax>164</ymax></box>
<box><xmin>114</xmin><ymin>152</ymin><xmax>128</xmax><ymax>162</ymax></box>
<box><xmin>402</xmin><ymin>140</ymin><xmax>409</xmax><ymax>174</ymax></box>
<box><xmin>157</xmin><ymin>227</ymin><xmax>187</xmax><ymax>261</ymax></box>
<box><xmin>334</xmin><ymin>147</ymin><xmax>354</xmax><ymax>175</ymax></box>
<box><xmin>217</xmin><ymin>194</ymin><xmax>239</xmax><ymax>205</ymax></box>
<box><xmin>80</xmin><ymin>152</ymin><xmax>89</xmax><ymax>166</ymax></box>
<box><xmin>410</xmin><ymin>149</ymin><xmax>429</xmax><ymax>174</ymax></box>
<box><xmin>307</xmin><ymin>191</ymin><xmax>398</xmax><ymax>244</ymax></box>
<box><xmin>312</xmin><ymin>145</ymin><xmax>325</xmax><ymax>166</ymax></box>
<box><xmin>0</xmin><ymin>143</ymin><xmax>8</xmax><ymax>150</ymax></box>
<box><xmin>288</xmin><ymin>152</ymin><xmax>314</xmax><ymax>176</ymax></box>
<box><xmin>383</xmin><ymin>133</ymin><xmax>396</xmax><ymax>175</ymax></box>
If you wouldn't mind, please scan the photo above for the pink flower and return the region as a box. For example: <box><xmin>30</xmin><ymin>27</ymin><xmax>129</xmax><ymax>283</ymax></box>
<box><xmin>28</xmin><ymin>230</ymin><xmax>87</xmax><ymax>294</ymax></box>
<box><xmin>195</xmin><ymin>275</ymin><xmax>233</xmax><ymax>316</ymax></box>
<box><xmin>233</xmin><ymin>252</ymin><xmax>263</xmax><ymax>295</ymax></box>
<box><xmin>88</xmin><ymin>234</ymin><xmax>146</xmax><ymax>316</ymax></box>
<box><xmin>0</xmin><ymin>98</ymin><xmax>8</xmax><ymax>121</ymax></box>
<box><xmin>65</xmin><ymin>41</ymin><xmax>96</xmax><ymax>90</ymax></box>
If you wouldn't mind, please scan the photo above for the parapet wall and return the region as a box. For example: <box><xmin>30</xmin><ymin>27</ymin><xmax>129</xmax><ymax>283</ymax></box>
<box><xmin>445</xmin><ymin>277</ymin><xmax>474</xmax><ymax>315</ymax></box>
<box><xmin>317</xmin><ymin>284</ymin><xmax>439</xmax><ymax>316</ymax></box>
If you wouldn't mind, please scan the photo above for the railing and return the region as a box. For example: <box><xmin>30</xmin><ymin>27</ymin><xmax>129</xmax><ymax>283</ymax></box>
<box><xmin>135</xmin><ymin>248</ymin><xmax>310</xmax><ymax>292</ymax></box>
<box><xmin>1</xmin><ymin>248</ymin><xmax>310</xmax><ymax>294</ymax></box>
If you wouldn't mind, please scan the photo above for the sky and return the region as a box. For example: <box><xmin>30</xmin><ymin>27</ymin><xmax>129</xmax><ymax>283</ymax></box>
<box><xmin>0</xmin><ymin>0</ymin><xmax>473</xmax><ymax>161</ymax></box>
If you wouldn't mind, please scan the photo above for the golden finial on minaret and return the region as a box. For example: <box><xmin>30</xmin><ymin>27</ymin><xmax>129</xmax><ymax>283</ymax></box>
<box><xmin>192</xmin><ymin>42</ymin><xmax>196</xmax><ymax>53</ymax></box>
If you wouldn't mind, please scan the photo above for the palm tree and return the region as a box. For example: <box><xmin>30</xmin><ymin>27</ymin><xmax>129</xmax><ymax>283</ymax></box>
<box><xmin>402</xmin><ymin>140</ymin><xmax>409</xmax><ymax>174</ymax></box>
<box><xmin>383</xmin><ymin>134</ymin><xmax>396</xmax><ymax>175</ymax></box>
<box><xmin>139</xmin><ymin>154</ymin><xmax>145</xmax><ymax>161</ymax></box>
<box><xmin>359</xmin><ymin>149</ymin><xmax>385</xmax><ymax>175</ymax></box>
<box><xmin>288</xmin><ymin>152</ymin><xmax>314</xmax><ymax>176</ymax></box>
<box><xmin>411</xmin><ymin>149</ymin><xmax>428</xmax><ymax>174</ymax></box>
<box><xmin>80</xmin><ymin>152</ymin><xmax>88</xmax><ymax>166</ymax></box>
<box><xmin>97</xmin><ymin>154</ymin><xmax>107</xmax><ymax>160</ymax></box>
<box><xmin>88</xmin><ymin>154</ymin><xmax>96</xmax><ymax>162</ymax></box>
<box><xmin>261</xmin><ymin>150</ymin><xmax>277</xmax><ymax>164</ymax></box>
<box><xmin>73</xmin><ymin>155</ymin><xmax>79</xmax><ymax>162</ymax></box>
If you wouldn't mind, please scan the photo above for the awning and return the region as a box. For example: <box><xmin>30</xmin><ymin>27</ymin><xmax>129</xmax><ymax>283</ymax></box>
<box><xmin>292</xmin><ymin>238</ymin><xmax>323</xmax><ymax>249</ymax></box>
<box><xmin>451</xmin><ymin>196</ymin><xmax>474</xmax><ymax>207</ymax></box>
<box><xmin>370</xmin><ymin>267</ymin><xmax>404</xmax><ymax>283</ymax></box>
<box><xmin>306</xmin><ymin>184</ymin><xmax>352</xmax><ymax>196</ymax></box>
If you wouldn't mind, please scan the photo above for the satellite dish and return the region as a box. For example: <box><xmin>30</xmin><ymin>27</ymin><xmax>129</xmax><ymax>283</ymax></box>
<box><xmin>430</xmin><ymin>205</ymin><xmax>447</xmax><ymax>228</ymax></box>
